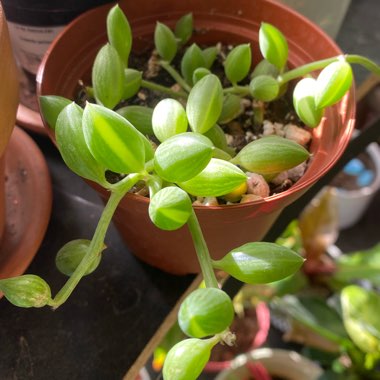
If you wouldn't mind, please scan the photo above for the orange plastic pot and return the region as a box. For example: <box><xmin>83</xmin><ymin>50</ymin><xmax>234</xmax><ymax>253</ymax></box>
<box><xmin>37</xmin><ymin>0</ymin><xmax>355</xmax><ymax>274</ymax></box>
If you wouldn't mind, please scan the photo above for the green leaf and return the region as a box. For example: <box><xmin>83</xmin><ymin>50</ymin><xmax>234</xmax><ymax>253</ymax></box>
<box><xmin>230</xmin><ymin>135</ymin><xmax>310</xmax><ymax>175</ymax></box>
<box><xmin>174</xmin><ymin>13</ymin><xmax>193</xmax><ymax>45</ymax></box>
<box><xmin>0</xmin><ymin>275</ymin><xmax>51</xmax><ymax>308</ymax></box>
<box><xmin>335</xmin><ymin>244</ymin><xmax>380</xmax><ymax>286</ymax></box>
<box><xmin>224</xmin><ymin>44</ymin><xmax>252</xmax><ymax>84</ymax></box>
<box><xmin>249</xmin><ymin>75</ymin><xmax>280</xmax><ymax>101</ymax></box>
<box><xmin>251</xmin><ymin>59</ymin><xmax>279</xmax><ymax>79</ymax></box>
<box><xmin>152</xmin><ymin>98</ymin><xmax>188</xmax><ymax>142</ymax></box>
<box><xmin>154</xmin><ymin>22</ymin><xmax>177</xmax><ymax>62</ymax></box>
<box><xmin>149</xmin><ymin>187</ymin><xmax>192</xmax><ymax>231</ymax></box>
<box><xmin>55</xmin><ymin>102</ymin><xmax>107</xmax><ymax>185</ymax></box>
<box><xmin>83</xmin><ymin>103</ymin><xmax>145</xmax><ymax>173</ymax></box>
<box><xmin>117</xmin><ymin>105</ymin><xmax>154</xmax><ymax>135</ymax></box>
<box><xmin>272</xmin><ymin>295</ymin><xmax>350</xmax><ymax>345</ymax></box>
<box><xmin>39</xmin><ymin>95</ymin><xmax>72</xmax><ymax>130</ymax></box>
<box><xmin>154</xmin><ymin>132</ymin><xmax>213</xmax><ymax>182</ymax></box>
<box><xmin>204</xmin><ymin>125</ymin><xmax>235</xmax><ymax>156</ymax></box>
<box><xmin>202</xmin><ymin>46</ymin><xmax>218</xmax><ymax>69</ymax></box>
<box><xmin>56</xmin><ymin>239</ymin><xmax>103</xmax><ymax>276</ymax></box>
<box><xmin>192</xmin><ymin>67</ymin><xmax>211</xmax><ymax>85</ymax></box>
<box><xmin>293</xmin><ymin>77</ymin><xmax>324</xmax><ymax>128</ymax></box>
<box><xmin>186</xmin><ymin>74</ymin><xmax>223</xmax><ymax>134</ymax></box>
<box><xmin>315</xmin><ymin>60</ymin><xmax>353</xmax><ymax>109</ymax></box>
<box><xmin>218</xmin><ymin>94</ymin><xmax>243</xmax><ymax>124</ymax></box>
<box><xmin>178</xmin><ymin>288</ymin><xmax>234</xmax><ymax>338</ymax></box>
<box><xmin>341</xmin><ymin>285</ymin><xmax>380</xmax><ymax>354</ymax></box>
<box><xmin>181</xmin><ymin>43</ymin><xmax>206</xmax><ymax>85</ymax></box>
<box><xmin>92</xmin><ymin>43</ymin><xmax>125</xmax><ymax>109</ymax></box>
<box><xmin>106</xmin><ymin>4</ymin><xmax>132</xmax><ymax>64</ymax></box>
<box><xmin>259</xmin><ymin>22</ymin><xmax>288</xmax><ymax>70</ymax></box>
<box><xmin>123</xmin><ymin>69</ymin><xmax>142</xmax><ymax>100</ymax></box>
<box><xmin>213</xmin><ymin>242</ymin><xmax>304</xmax><ymax>284</ymax></box>
<box><xmin>163</xmin><ymin>338</ymin><xmax>216</xmax><ymax>380</ymax></box>
<box><xmin>179</xmin><ymin>158</ymin><xmax>247</xmax><ymax>197</ymax></box>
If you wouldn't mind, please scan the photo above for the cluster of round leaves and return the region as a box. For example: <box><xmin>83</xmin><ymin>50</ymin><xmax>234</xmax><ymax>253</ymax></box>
<box><xmin>35</xmin><ymin>6</ymin><xmax>359</xmax><ymax>380</ymax></box>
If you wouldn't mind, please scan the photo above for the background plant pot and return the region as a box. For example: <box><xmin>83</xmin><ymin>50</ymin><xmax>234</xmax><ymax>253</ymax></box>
<box><xmin>37</xmin><ymin>0</ymin><xmax>355</xmax><ymax>274</ymax></box>
<box><xmin>215</xmin><ymin>348</ymin><xmax>323</xmax><ymax>380</ymax></box>
<box><xmin>0</xmin><ymin>3</ymin><xmax>19</xmax><ymax>241</ymax></box>
<box><xmin>331</xmin><ymin>140</ymin><xmax>380</xmax><ymax>229</ymax></box>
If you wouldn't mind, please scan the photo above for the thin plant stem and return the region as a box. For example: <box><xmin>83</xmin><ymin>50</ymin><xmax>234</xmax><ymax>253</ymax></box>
<box><xmin>223</xmin><ymin>85</ymin><xmax>251</xmax><ymax>96</ymax></box>
<box><xmin>187</xmin><ymin>210</ymin><xmax>219</xmax><ymax>289</ymax></box>
<box><xmin>159</xmin><ymin>61</ymin><xmax>192</xmax><ymax>92</ymax></box>
<box><xmin>278</xmin><ymin>54</ymin><xmax>380</xmax><ymax>85</ymax></box>
<box><xmin>50</xmin><ymin>175</ymin><xmax>142</xmax><ymax>308</ymax></box>
<box><xmin>141</xmin><ymin>79</ymin><xmax>187</xmax><ymax>99</ymax></box>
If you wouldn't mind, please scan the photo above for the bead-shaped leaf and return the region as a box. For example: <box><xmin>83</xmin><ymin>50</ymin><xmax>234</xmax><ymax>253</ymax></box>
<box><xmin>259</xmin><ymin>22</ymin><xmax>288</xmax><ymax>70</ymax></box>
<box><xmin>117</xmin><ymin>105</ymin><xmax>154</xmax><ymax>135</ymax></box>
<box><xmin>92</xmin><ymin>43</ymin><xmax>125</xmax><ymax>109</ymax></box>
<box><xmin>224</xmin><ymin>44</ymin><xmax>252</xmax><ymax>84</ymax></box>
<box><xmin>213</xmin><ymin>242</ymin><xmax>304</xmax><ymax>284</ymax></box>
<box><xmin>0</xmin><ymin>275</ymin><xmax>51</xmax><ymax>308</ymax></box>
<box><xmin>249</xmin><ymin>75</ymin><xmax>280</xmax><ymax>101</ymax></box>
<box><xmin>154</xmin><ymin>132</ymin><xmax>213</xmax><ymax>182</ymax></box>
<box><xmin>178</xmin><ymin>288</ymin><xmax>234</xmax><ymax>338</ymax></box>
<box><xmin>152</xmin><ymin>98</ymin><xmax>188</xmax><ymax>142</ymax></box>
<box><xmin>218</xmin><ymin>94</ymin><xmax>244</xmax><ymax>124</ymax></box>
<box><xmin>181</xmin><ymin>43</ymin><xmax>206</xmax><ymax>85</ymax></box>
<box><xmin>39</xmin><ymin>95</ymin><xmax>72</xmax><ymax>130</ymax></box>
<box><xmin>163</xmin><ymin>338</ymin><xmax>216</xmax><ymax>380</ymax></box>
<box><xmin>230</xmin><ymin>135</ymin><xmax>310</xmax><ymax>175</ymax></box>
<box><xmin>174</xmin><ymin>13</ymin><xmax>193</xmax><ymax>45</ymax></box>
<box><xmin>56</xmin><ymin>239</ymin><xmax>103</xmax><ymax>277</ymax></box>
<box><xmin>251</xmin><ymin>59</ymin><xmax>279</xmax><ymax>79</ymax></box>
<box><xmin>187</xmin><ymin>74</ymin><xmax>223</xmax><ymax>134</ymax></box>
<box><xmin>83</xmin><ymin>103</ymin><xmax>145</xmax><ymax>173</ymax></box>
<box><xmin>106</xmin><ymin>4</ymin><xmax>132</xmax><ymax>64</ymax></box>
<box><xmin>149</xmin><ymin>187</ymin><xmax>192</xmax><ymax>231</ymax></box>
<box><xmin>123</xmin><ymin>69</ymin><xmax>142</xmax><ymax>100</ymax></box>
<box><xmin>179</xmin><ymin>158</ymin><xmax>247</xmax><ymax>197</ymax></box>
<box><xmin>154</xmin><ymin>22</ymin><xmax>177</xmax><ymax>62</ymax></box>
<box><xmin>192</xmin><ymin>67</ymin><xmax>211</xmax><ymax>85</ymax></box>
<box><xmin>341</xmin><ymin>285</ymin><xmax>380</xmax><ymax>354</ymax></box>
<box><xmin>315</xmin><ymin>60</ymin><xmax>353</xmax><ymax>109</ymax></box>
<box><xmin>293</xmin><ymin>77</ymin><xmax>324</xmax><ymax>128</ymax></box>
<box><xmin>55</xmin><ymin>102</ymin><xmax>107</xmax><ymax>185</ymax></box>
<box><xmin>202</xmin><ymin>46</ymin><xmax>218</xmax><ymax>69</ymax></box>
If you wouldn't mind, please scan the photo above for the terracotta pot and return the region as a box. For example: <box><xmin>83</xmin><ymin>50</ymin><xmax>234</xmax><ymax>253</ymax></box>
<box><xmin>0</xmin><ymin>5</ymin><xmax>52</xmax><ymax>285</ymax></box>
<box><xmin>215</xmin><ymin>348</ymin><xmax>323</xmax><ymax>380</ymax></box>
<box><xmin>37</xmin><ymin>0</ymin><xmax>355</xmax><ymax>274</ymax></box>
<box><xmin>0</xmin><ymin>3</ymin><xmax>19</xmax><ymax>241</ymax></box>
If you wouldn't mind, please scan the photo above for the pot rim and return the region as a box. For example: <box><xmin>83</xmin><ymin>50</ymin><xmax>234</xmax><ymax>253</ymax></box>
<box><xmin>36</xmin><ymin>0</ymin><xmax>356</xmax><ymax>210</ymax></box>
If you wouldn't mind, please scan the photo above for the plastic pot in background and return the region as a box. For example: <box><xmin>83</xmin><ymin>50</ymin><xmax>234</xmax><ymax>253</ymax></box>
<box><xmin>37</xmin><ymin>0</ymin><xmax>355</xmax><ymax>274</ymax></box>
<box><xmin>330</xmin><ymin>139</ymin><xmax>380</xmax><ymax>230</ymax></box>
<box><xmin>215</xmin><ymin>348</ymin><xmax>323</xmax><ymax>380</ymax></box>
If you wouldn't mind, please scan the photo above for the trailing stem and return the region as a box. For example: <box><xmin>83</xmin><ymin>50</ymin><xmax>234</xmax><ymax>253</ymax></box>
<box><xmin>50</xmin><ymin>174</ymin><xmax>142</xmax><ymax>308</ymax></box>
<box><xmin>187</xmin><ymin>210</ymin><xmax>219</xmax><ymax>289</ymax></box>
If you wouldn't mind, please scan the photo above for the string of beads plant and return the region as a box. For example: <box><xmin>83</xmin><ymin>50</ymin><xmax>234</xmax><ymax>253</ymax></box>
<box><xmin>1</xmin><ymin>5</ymin><xmax>380</xmax><ymax>380</ymax></box>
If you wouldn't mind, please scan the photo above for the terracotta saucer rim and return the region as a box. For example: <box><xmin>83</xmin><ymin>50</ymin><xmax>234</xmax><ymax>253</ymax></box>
<box><xmin>16</xmin><ymin>103</ymin><xmax>46</xmax><ymax>135</ymax></box>
<box><xmin>0</xmin><ymin>126</ymin><xmax>52</xmax><ymax>281</ymax></box>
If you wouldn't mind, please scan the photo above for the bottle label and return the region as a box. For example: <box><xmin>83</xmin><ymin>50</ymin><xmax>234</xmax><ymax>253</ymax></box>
<box><xmin>7</xmin><ymin>22</ymin><xmax>65</xmax><ymax>74</ymax></box>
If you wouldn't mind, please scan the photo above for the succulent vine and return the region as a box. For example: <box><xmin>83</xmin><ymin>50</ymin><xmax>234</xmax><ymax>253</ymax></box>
<box><xmin>1</xmin><ymin>4</ymin><xmax>380</xmax><ymax>380</ymax></box>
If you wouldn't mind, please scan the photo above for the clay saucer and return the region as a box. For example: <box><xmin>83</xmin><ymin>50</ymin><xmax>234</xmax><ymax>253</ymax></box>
<box><xmin>16</xmin><ymin>103</ymin><xmax>45</xmax><ymax>134</ymax></box>
<box><xmin>0</xmin><ymin>127</ymin><xmax>52</xmax><ymax>281</ymax></box>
